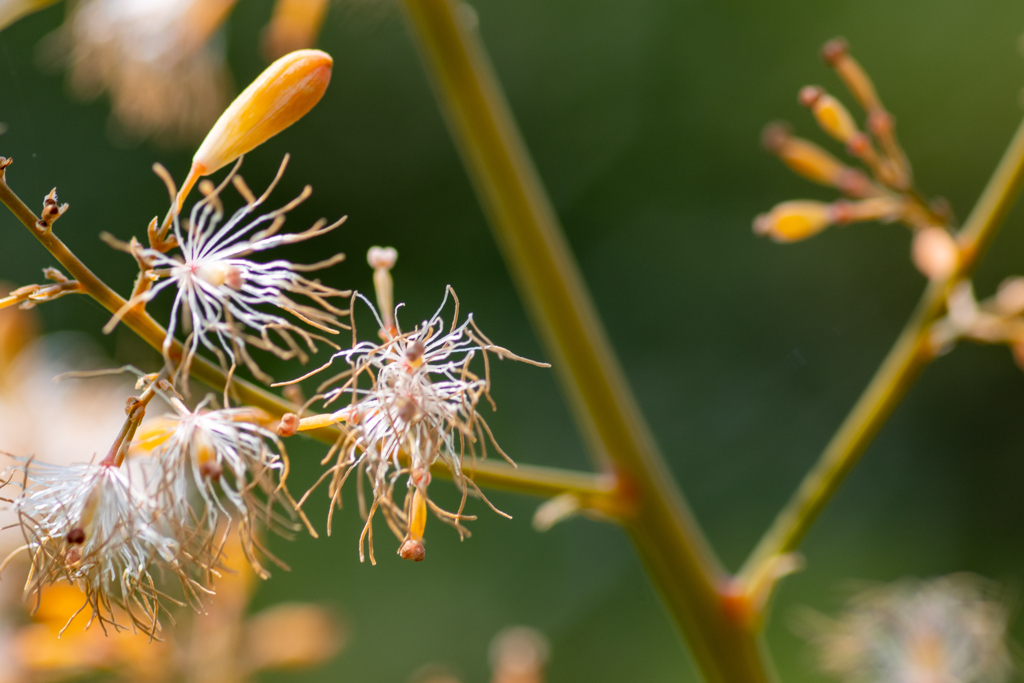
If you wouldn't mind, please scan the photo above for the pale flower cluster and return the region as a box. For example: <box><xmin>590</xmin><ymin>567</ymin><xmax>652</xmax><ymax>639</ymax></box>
<box><xmin>0</xmin><ymin>32</ymin><xmax>539</xmax><ymax>644</ymax></box>
<box><xmin>805</xmin><ymin>574</ymin><xmax>1012</xmax><ymax>683</ymax></box>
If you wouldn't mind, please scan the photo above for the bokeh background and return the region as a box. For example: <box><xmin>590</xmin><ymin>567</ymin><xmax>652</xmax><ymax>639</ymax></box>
<box><xmin>3</xmin><ymin>0</ymin><xmax>1024</xmax><ymax>680</ymax></box>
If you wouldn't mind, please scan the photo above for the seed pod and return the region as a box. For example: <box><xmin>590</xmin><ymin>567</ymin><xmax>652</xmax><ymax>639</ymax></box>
<box><xmin>398</xmin><ymin>538</ymin><xmax>426</xmax><ymax>562</ymax></box>
<box><xmin>178</xmin><ymin>49</ymin><xmax>333</xmax><ymax>209</ymax></box>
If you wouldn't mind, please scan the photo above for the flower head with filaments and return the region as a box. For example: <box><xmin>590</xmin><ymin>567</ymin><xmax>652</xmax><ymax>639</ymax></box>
<box><xmin>285</xmin><ymin>281</ymin><xmax>547</xmax><ymax>563</ymax></box>
<box><xmin>9</xmin><ymin>459</ymin><xmax>180</xmax><ymax>636</ymax></box>
<box><xmin>143</xmin><ymin>394</ymin><xmax>298</xmax><ymax>579</ymax></box>
<box><xmin>803</xmin><ymin>574</ymin><xmax>1013</xmax><ymax>683</ymax></box>
<box><xmin>109</xmin><ymin>157</ymin><xmax>350</xmax><ymax>384</ymax></box>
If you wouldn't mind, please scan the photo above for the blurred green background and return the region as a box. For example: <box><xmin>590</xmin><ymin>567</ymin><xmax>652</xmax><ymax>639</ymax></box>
<box><xmin>4</xmin><ymin>0</ymin><xmax>1024</xmax><ymax>680</ymax></box>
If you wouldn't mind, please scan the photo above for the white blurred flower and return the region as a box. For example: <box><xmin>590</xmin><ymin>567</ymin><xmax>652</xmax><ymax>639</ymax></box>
<box><xmin>0</xmin><ymin>0</ymin><xmax>59</xmax><ymax>32</ymax></box>
<box><xmin>42</xmin><ymin>0</ymin><xmax>237</xmax><ymax>145</ymax></box>
<box><xmin>11</xmin><ymin>459</ymin><xmax>178</xmax><ymax>634</ymax></box>
<box><xmin>0</xmin><ymin>306</ymin><xmax>135</xmax><ymax>557</ymax></box>
<box><xmin>805</xmin><ymin>574</ymin><xmax>1013</xmax><ymax>683</ymax></box>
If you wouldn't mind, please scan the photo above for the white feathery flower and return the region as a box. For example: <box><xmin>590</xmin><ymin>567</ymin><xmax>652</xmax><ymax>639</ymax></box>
<box><xmin>804</xmin><ymin>574</ymin><xmax>1013</xmax><ymax>683</ymax></box>
<box><xmin>10</xmin><ymin>460</ymin><xmax>177</xmax><ymax>634</ymax></box>
<box><xmin>118</xmin><ymin>161</ymin><xmax>348</xmax><ymax>382</ymax></box>
<box><xmin>0</xmin><ymin>329</ymin><xmax>135</xmax><ymax>558</ymax></box>
<box><xmin>147</xmin><ymin>396</ymin><xmax>294</xmax><ymax>577</ymax></box>
<box><xmin>43</xmin><ymin>0</ymin><xmax>238</xmax><ymax>145</ymax></box>
<box><xmin>290</xmin><ymin>287</ymin><xmax>546</xmax><ymax>562</ymax></box>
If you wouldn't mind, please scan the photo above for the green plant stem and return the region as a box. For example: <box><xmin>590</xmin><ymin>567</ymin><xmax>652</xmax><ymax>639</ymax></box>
<box><xmin>398</xmin><ymin>3</ymin><xmax>772</xmax><ymax>682</ymax></box>
<box><xmin>740</xmin><ymin>113</ymin><xmax>1024</xmax><ymax>589</ymax></box>
<box><xmin>0</xmin><ymin>164</ymin><xmax>613</xmax><ymax>508</ymax></box>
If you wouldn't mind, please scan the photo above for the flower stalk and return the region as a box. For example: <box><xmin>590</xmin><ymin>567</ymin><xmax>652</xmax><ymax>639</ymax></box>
<box><xmin>398</xmin><ymin>1</ymin><xmax>772</xmax><ymax>681</ymax></box>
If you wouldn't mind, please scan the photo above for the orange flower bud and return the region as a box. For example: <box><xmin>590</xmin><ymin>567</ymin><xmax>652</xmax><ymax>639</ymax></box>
<box><xmin>821</xmin><ymin>37</ymin><xmax>882</xmax><ymax>113</ymax></box>
<box><xmin>813</xmin><ymin>95</ymin><xmax>859</xmax><ymax>143</ymax></box>
<box><xmin>800</xmin><ymin>87</ymin><xmax>859</xmax><ymax>143</ymax></box>
<box><xmin>177</xmin><ymin>49</ymin><xmax>333</xmax><ymax>209</ymax></box>
<box><xmin>753</xmin><ymin>200</ymin><xmax>833</xmax><ymax>242</ymax></box>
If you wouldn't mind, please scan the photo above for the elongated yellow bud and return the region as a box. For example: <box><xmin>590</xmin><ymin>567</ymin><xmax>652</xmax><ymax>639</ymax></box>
<box><xmin>177</xmin><ymin>49</ymin><xmax>333</xmax><ymax>209</ymax></box>
<box><xmin>409</xmin><ymin>487</ymin><xmax>428</xmax><ymax>541</ymax></box>
<box><xmin>821</xmin><ymin>38</ymin><xmax>882</xmax><ymax>113</ymax></box>
<box><xmin>762</xmin><ymin>123</ymin><xmax>876</xmax><ymax>197</ymax></box>
<box><xmin>799</xmin><ymin>86</ymin><xmax>859</xmax><ymax>144</ymax></box>
<box><xmin>753</xmin><ymin>200</ymin><xmax>833</xmax><ymax>242</ymax></box>
<box><xmin>398</xmin><ymin>487</ymin><xmax>428</xmax><ymax>562</ymax></box>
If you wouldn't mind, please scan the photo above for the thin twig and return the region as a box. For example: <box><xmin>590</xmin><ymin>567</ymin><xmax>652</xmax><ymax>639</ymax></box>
<box><xmin>739</xmin><ymin>113</ymin><xmax>1024</xmax><ymax>592</ymax></box>
<box><xmin>397</xmin><ymin>3</ymin><xmax>772</xmax><ymax>682</ymax></box>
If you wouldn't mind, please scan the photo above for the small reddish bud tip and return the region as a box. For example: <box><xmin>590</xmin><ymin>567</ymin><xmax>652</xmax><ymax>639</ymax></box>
<box><xmin>761</xmin><ymin>122</ymin><xmax>790</xmax><ymax>153</ymax></box>
<box><xmin>278</xmin><ymin>412</ymin><xmax>300</xmax><ymax>437</ymax></box>
<box><xmin>836</xmin><ymin>169</ymin><xmax>875</xmax><ymax>198</ymax></box>
<box><xmin>224</xmin><ymin>264</ymin><xmax>244</xmax><ymax>290</ymax></box>
<box><xmin>752</xmin><ymin>214</ymin><xmax>771</xmax><ymax>236</ymax></box>
<box><xmin>846</xmin><ymin>132</ymin><xmax>871</xmax><ymax>157</ymax></box>
<box><xmin>719</xmin><ymin>580</ymin><xmax>754</xmax><ymax>627</ymax></box>
<box><xmin>820</xmin><ymin>37</ymin><xmax>849</xmax><ymax>66</ymax></box>
<box><xmin>867</xmin><ymin>109</ymin><xmax>894</xmax><ymax>136</ymax></box>
<box><xmin>199</xmin><ymin>460</ymin><xmax>223</xmax><ymax>480</ymax></box>
<box><xmin>66</xmin><ymin>527</ymin><xmax>86</xmax><ymax>545</ymax></box>
<box><xmin>798</xmin><ymin>85</ymin><xmax>824</xmax><ymax>109</ymax></box>
<box><xmin>398</xmin><ymin>538</ymin><xmax>426</xmax><ymax>562</ymax></box>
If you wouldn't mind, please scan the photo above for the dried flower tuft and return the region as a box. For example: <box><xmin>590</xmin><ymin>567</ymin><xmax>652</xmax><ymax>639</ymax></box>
<box><xmin>279</xmin><ymin>254</ymin><xmax>548</xmax><ymax>562</ymax></box>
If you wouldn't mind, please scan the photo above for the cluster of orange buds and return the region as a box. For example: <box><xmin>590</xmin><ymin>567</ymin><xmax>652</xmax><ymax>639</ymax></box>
<box><xmin>755</xmin><ymin>38</ymin><xmax>960</xmax><ymax>281</ymax></box>
<box><xmin>930</xmin><ymin>278</ymin><xmax>1024</xmax><ymax>368</ymax></box>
